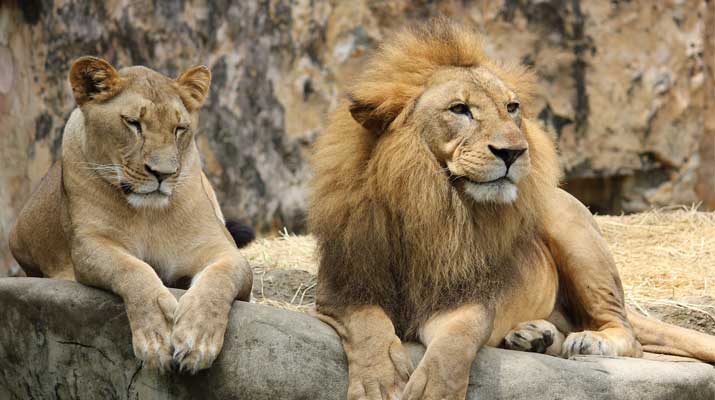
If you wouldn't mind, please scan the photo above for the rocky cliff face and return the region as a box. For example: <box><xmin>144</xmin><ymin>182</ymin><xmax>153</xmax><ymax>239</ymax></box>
<box><xmin>1</xmin><ymin>0</ymin><xmax>713</xmax><ymax>276</ymax></box>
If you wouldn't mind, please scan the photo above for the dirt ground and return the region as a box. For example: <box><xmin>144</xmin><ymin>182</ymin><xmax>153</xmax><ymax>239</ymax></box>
<box><xmin>241</xmin><ymin>209</ymin><xmax>715</xmax><ymax>335</ymax></box>
<box><xmin>645</xmin><ymin>297</ymin><xmax>715</xmax><ymax>335</ymax></box>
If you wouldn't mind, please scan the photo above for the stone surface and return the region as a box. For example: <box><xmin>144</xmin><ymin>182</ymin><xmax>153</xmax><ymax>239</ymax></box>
<box><xmin>2</xmin><ymin>1</ymin><xmax>714</xmax><ymax>276</ymax></box>
<box><xmin>1</xmin><ymin>278</ymin><xmax>714</xmax><ymax>400</ymax></box>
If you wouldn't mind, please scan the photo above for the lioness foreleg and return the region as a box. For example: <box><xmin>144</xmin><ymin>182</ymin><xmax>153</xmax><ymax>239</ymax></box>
<box><xmin>72</xmin><ymin>237</ymin><xmax>178</xmax><ymax>372</ymax></box>
<box><xmin>404</xmin><ymin>304</ymin><xmax>493</xmax><ymax>400</ymax></box>
<box><xmin>316</xmin><ymin>305</ymin><xmax>414</xmax><ymax>400</ymax></box>
<box><xmin>171</xmin><ymin>250</ymin><xmax>252</xmax><ymax>373</ymax></box>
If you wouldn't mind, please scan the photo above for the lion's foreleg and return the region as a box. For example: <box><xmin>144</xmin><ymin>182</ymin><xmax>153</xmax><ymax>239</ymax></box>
<box><xmin>171</xmin><ymin>250</ymin><xmax>252</xmax><ymax>373</ymax></box>
<box><xmin>502</xmin><ymin>319</ymin><xmax>565</xmax><ymax>356</ymax></box>
<box><xmin>545</xmin><ymin>191</ymin><xmax>642</xmax><ymax>358</ymax></box>
<box><xmin>315</xmin><ymin>305</ymin><xmax>414</xmax><ymax>400</ymax></box>
<box><xmin>403</xmin><ymin>303</ymin><xmax>494</xmax><ymax>400</ymax></box>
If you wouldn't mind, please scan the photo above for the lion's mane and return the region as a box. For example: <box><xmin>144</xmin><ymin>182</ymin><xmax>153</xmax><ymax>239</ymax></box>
<box><xmin>309</xmin><ymin>19</ymin><xmax>561</xmax><ymax>338</ymax></box>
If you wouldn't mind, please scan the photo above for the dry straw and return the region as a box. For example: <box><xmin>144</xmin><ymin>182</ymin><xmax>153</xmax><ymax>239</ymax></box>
<box><xmin>241</xmin><ymin>209</ymin><xmax>715</xmax><ymax>318</ymax></box>
<box><xmin>596</xmin><ymin>206</ymin><xmax>715</xmax><ymax>320</ymax></box>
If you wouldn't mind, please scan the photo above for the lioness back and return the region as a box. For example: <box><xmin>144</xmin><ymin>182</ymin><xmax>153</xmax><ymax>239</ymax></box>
<box><xmin>9</xmin><ymin>162</ymin><xmax>73</xmax><ymax>279</ymax></box>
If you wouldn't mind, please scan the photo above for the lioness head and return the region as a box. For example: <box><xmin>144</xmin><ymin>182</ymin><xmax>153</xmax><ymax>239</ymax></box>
<box><xmin>69</xmin><ymin>56</ymin><xmax>211</xmax><ymax>208</ymax></box>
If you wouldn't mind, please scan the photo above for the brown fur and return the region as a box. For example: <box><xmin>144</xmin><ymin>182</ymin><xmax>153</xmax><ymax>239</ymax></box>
<box><xmin>310</xmin><ymin>19</ymin><xmax>559</xmax><ymax>338</ymax></box>
<box><xmin>10</xmin><ymin>57</ymin><xmax>252</xmax><ymax>374</ymax></box>
<box><xmin>310</xmin><ymin>19</ymin><xmax>715</xmax><ymax>400</ymax></box>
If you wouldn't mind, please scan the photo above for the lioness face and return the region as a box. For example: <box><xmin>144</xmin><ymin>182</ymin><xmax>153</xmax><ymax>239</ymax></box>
<box><xmin>70</xmin><ymin>57</ymin><xmax>211</xmax><ymax>209</ymax></box>
<box><xmin>416</xmin><ymin>67</ymin><xmax>530</xmax><ymax>204</ymax></box>
<box><xmin>93</xmin><ymin>80</ymin><xmax>192</xmax><ymax>209</ymax></box>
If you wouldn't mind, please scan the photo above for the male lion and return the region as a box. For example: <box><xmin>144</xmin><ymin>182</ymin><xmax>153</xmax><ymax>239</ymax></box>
<box><xmin>9</xmin><ymin>57</ymin><xmax>253</xmax><ymax>373</ymax></box>
<box><xmin>309</xmin><ymin>20</ymin><xmax>715</xmax><ymax>399</ymax></box>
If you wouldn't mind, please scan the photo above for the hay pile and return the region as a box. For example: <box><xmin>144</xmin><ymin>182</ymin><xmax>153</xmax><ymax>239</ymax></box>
<box><xmin>596</xmin><ymin>207</ymin><xmax>715</xmax><ymax>319</ymax></box>
<box><xmin>240</xmin><ymin>210</ymin><xmax>715</xmax><ymax>318</ymax></box>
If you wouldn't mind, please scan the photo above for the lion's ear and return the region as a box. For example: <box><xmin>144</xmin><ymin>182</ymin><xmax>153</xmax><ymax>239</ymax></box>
<box><xmin>176</xmin><ymin>65</ymin><xmax>211</xmax><ymax>111</ymax></box>
<box><xmin>349</xmin><ymin>99</ymin><xmax>396</xmax><ymax>134</ymax></box>
<box><xmin>69</xmin><ymin>56</ymin><xmax>123</xmax><ymax>106</ymax></box>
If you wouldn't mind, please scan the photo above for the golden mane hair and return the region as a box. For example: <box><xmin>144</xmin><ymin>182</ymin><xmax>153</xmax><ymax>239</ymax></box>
<box><xmin>309</xmin><ymin>19</ymin><xmax>561</xmax><ymax>338</ymax></box>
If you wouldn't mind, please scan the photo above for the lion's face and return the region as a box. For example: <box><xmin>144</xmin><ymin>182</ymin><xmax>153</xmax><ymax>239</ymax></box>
<box><xmin>409</xmin><ymin>67</ymin><xmax>529</xmax><ymax>204</ymax></box>
<box><xmin>70</xmin><ymin>57</ymin><xmax>211</xmax><ymax>209</ymax></box>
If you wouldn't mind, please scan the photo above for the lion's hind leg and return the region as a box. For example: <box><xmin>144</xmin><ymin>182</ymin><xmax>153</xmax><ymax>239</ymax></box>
<box><xmin>502</xmin><ymin>320</ymin><xmax>565</xmax><ymax>356</ymax></box>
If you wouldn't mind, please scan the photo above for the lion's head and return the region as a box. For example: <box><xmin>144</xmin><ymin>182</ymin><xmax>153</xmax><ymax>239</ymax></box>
<box><xmin>69</xmin><ymin>57</ymin><xmax>211</xmax><ymax>208</ymax></box>
<box><xmin>311</xmin><ymin>19</ymin><xmax>561</xmax><ymax>331</ymax></box>
<box><xmin>407</xmin><ymin>67</ymin><xmax>530</xmax><ymax>203</ymax></box>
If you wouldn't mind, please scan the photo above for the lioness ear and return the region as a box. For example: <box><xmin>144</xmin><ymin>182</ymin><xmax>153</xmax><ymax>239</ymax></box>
<box><xmin>176</xmin><ymin>65</ymin><xmax>211</xmax><ymax>111</ymax></box>
<box><xmin>69</xmin><ymin>56</ymin><xmax>123</xmax><ymax>106</ymax></box>
<box><xmin>348</xmin><ymin>98</ymin><xmax>395</xmax><ymax>134</ymax></box>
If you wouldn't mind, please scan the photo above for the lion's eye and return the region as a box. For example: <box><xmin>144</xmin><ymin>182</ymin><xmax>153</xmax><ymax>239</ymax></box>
<box><xmin>506</xmin><ymin>102</ymin><xmax>520</xmax><ymax>114</ymax></box>
<box><xmin>175</xmin><ymin>126</ymin><xmax>187</xmax><ymax>137</ymax></box>
<box><xmin>122</xmin><ymin>116</ymin><xmax>142</xmax><ymax>134</ymax></box>
<box><xmin>449</xmin><ymin>103</ymin><xmax>472</xmax><ymax>118</ymax></box>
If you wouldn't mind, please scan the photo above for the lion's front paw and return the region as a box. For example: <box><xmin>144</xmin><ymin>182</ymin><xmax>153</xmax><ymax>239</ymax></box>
<box><xmin>127</xmin><ymin>289</ymin><xmax>177</xmax><ymax>373</ymax></box>
<box><xmin>402</xmin><ymin>352</ymin><xmax>470</xmax><ymax>400</ymax></box>
<box><xmin>347</xmin><ymin>338</ymin><xmax>413</xmax><ymax>400</ymax></box>
<box><xmin>503</xmin><ymin>320</ymin><xmax>564</xmax><ymax>356</ymax></box>
<box><xmin>171</xmin><ymin>289</ymin><xmax>231</xmax><ymax>374</ymax></box>
<box><xmin>561</xmin><ymin>330</ymin><xmax>616</xmax><ymax>358</ymax></box>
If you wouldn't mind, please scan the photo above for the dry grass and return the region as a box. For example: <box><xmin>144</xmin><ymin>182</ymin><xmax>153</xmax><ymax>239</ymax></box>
<box><xmin>240</xmin><ymin>228</ymin><xmax>318</xmax><ymax>274</ymax></box>
<box><xmin>240</xmin><ymin>228</ymin><xmax>318</xmax><ymax>310</ymax></box>
<box><xmin>242</xmin><ymin>209</ymin><xmax>715</xmax><ymax>315</ymax></box>
<box><xmin>595</xmin><ymin>206</ymin><xmax>715</xmax><ymax>318</ymax></box>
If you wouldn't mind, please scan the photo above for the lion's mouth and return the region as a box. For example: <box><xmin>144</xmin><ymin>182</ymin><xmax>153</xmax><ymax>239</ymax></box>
<box><xmin>451</xmin><ymin>174</ymin><xmax>512</xmax><ymax>186</ymax></box>
<box><xmin>120</xmin><ymin>182</ymin><xmax>133</xmax><ymax>194</ymax></box>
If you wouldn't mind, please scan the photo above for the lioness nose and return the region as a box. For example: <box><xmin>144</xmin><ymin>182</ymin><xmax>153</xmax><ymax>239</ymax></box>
<box><xmin>145</xmin><ymin>164</ymin><xmax>175</xmax><ymax>183</ymax></box>
<box><xmin>488</xmin><ymin>145</ymin><xmax>526</xmax><ymax>168</ymax></box>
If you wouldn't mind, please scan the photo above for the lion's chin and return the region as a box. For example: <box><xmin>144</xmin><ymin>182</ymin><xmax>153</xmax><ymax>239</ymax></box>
<box><xmin>126</xmin><ymin>192</ymin><xmax>171</xmax><ymax>209</ymax></box>
<box><xmin>463</xmin><ymin>179</ymin><xmax>518</xmax><ymax>204</ymax></box>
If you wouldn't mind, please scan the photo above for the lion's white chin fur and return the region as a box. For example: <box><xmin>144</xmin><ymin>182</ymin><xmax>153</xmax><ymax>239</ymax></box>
<box><xmin>127</xmin><ymin>192</ymin><xmax>171</xmax><ymax>209</ymax></box>
<box><xmin>464</xmin><ymin>180</ymin><xmax>518</xmax><ymax>204</ymax></box>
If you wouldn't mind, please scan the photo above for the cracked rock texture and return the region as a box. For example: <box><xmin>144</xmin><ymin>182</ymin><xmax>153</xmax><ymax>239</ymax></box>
<box><xmin>1</xmin><ymin>278</ymin><xmax>714</xmax><ymax>400</ymax></box>
<box><xmin>1</xmin><ymin>1</ymin><xmax>715</xmax><ymax>275</ymax></box>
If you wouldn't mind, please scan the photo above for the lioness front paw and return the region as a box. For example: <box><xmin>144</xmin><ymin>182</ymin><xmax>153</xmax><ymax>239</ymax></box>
<box><xmin>561</xmin><ymin>330</ymin><xmax>616</xmax><ymax>358</ymax></box>
<box><xmin>127</xmin><ymin>289</ymin><xmax>177</xmax><ymax>373</ymax></box>
<box><xmin>347</xmin><ymin>338</ymin><xmax>413</xmax><ymax>400</ymax></box>
<box><xmin>171</xmin><ymin>289</ymin><xmax>231</xmax><ymax>374</ymax></box>
<box><xmin>503</xmin><ymin>320</ymin><xmax>564</xmax><ymax>356</ymax></box>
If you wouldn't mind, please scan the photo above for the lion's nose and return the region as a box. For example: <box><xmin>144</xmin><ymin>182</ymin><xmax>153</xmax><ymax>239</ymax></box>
<box><xmin>145</xmin><ymin>164</ymin><xmax>176</xmax><ymax>183</ymax></box>
<box><xmin>488</xmin><ymin>145</ymin><xmax>526</xmax><ymax>169</ymax></box>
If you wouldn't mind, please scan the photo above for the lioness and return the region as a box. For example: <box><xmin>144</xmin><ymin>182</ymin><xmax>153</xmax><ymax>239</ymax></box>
<box><xmin>9</xmin><ymin>57</ymin><xmax>253</xmax><ymax>373</ymax></box>
<box><xmin>309</xmin><ymin>20</ymin><xmax>715</xmax><ymax>399</ymax></box>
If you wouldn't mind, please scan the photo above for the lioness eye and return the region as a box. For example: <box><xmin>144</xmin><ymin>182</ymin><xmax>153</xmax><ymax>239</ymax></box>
<box><xmin>175</xmin><ymin>126</ymin><xmax>187</xmax><ymax>137</ymax></box>
<box><xmin>449</xmin><ymin>103</ymin><xmax>472</xmax><ymax>118</ymax></box>
<box><xmin>122</xmin><ymin>116</ymin><xmax>142</xmax><ymax>134</ymax></box>
<box><xmin>507</xmin><ymin>102</ymin><xmax>520</xmax><ymax>113</ymax></box>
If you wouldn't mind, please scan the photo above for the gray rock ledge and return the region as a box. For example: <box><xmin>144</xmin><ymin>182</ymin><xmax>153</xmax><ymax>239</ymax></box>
<box><xmin>0</xmin><ymin>278</ymin><xmax>713</xmax><ymax>400</ymax></box>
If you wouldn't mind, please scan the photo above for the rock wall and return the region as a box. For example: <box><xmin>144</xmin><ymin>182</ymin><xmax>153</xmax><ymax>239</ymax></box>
<box><xmin>1</xmin><ymin>0</ymin><xmax>714</xmax><ymax>276</ymax></box>
<box><xmin>2</xmin><ymin>278</ymin><xmax>714</xmax><ymax>400</ymax></box>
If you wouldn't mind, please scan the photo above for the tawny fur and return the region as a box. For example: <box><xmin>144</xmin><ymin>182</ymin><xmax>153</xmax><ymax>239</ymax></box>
<box><xmin>310</xmin><ymin>18</ymin><xmax>715</xmax><ymax>400</ymax></box>
<box><xmin>10</xmin><ymin>57</ymin><xmax>252</xmax><ymax>374</ymax></box>
<box><xmin>310</xmin><ymin>20</ymin><xmax>559</xmax><ymax>338</ymax></box>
